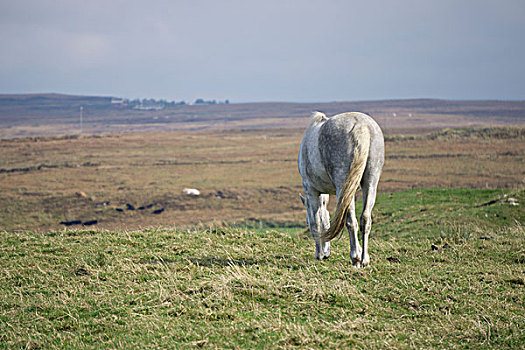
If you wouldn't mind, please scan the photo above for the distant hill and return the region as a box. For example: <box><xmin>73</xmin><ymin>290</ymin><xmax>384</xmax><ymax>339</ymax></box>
<box><xmin>0</xmin><ymin>93</ymin><xmax>524</xmax><ymax>138</ymax></box>
<box><xmin>0</xmin><ymin>93</ymin><xmax>113</xmax><ymax>127</ymax></box>
<box><xmin>0</xmin><ymin>93</ymin><xmax>111</xmax><ymax>111</ymax></box>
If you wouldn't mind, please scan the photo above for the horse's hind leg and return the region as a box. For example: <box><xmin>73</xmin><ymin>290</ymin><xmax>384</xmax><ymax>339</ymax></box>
<box><xmin>360</xmin><ymin>182</ymin><xmax>378</xmax><ymax>267</ymax></box>
<box><xmin>320</xmin><ymin>194</ymin><xmax>331</xmax><ymax>259</ymax></box>
<box><xmin>307</xmin><ymin>192</ymin><xmax>331</xmax><ymax>260</ymax></box>
<box><xmin>346</xmin><ymin>196</ymin><xmax>362</xmax><ymax>266</ymax></box>
<box><xmin>316</xmin><ymin>194</ymin><xmax>332</xmax><ymax>260</ymax></box>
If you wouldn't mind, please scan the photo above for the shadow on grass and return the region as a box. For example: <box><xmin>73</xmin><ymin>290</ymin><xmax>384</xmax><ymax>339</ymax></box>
<box><xmin>189</xmin><ymin>257</ymin><xmax>260</xmax><ymax>267</ymax></box>
<box><xmin>228</xmin><ymin>218</ymin><xmax>304</xmax><ymax>230</ymax></box>
<box><xmin>138</xmin><ymin>255</ymin><xmax>307</xmax><ymax>270</ymax></box>
<box><xmin>191</xmin><ymin>255</ymin><xmax>310</xmax><ymax>271</ymax></box>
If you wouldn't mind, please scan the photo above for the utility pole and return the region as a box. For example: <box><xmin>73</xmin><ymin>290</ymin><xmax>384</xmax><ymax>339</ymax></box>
<box><xmin>79</xmin><ymin>106</ymin><xmax>83</xmax><ymax>134</ymax></box>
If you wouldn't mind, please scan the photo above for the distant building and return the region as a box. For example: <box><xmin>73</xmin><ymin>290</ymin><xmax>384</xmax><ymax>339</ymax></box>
<box><xmin>132</xmin><ymin>104</ymin><xmax>164</xmax><ymax>111</ymax></box>
<box><xmin>111</xmin><ymin>98</ymin><xmax>127</xmax><ymax>108</ymax></box>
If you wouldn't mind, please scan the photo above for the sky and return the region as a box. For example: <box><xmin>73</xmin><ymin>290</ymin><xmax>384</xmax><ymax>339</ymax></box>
<box><xmin>0</xmin><ymin>0</ymin><xmax>524</xmax><ymax>102</ymax></box>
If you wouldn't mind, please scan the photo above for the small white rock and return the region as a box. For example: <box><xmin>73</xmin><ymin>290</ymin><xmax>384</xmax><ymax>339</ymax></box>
<box><xmin>183</xmin><ymin>188</ymin><xmax>200</xmax><ymax>196</ymax></box>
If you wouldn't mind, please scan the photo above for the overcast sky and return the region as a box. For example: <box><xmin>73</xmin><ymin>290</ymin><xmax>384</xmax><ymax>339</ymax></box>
<box><xmin>1</xmin><ymin>0</ymin><xmax>524</xmax><ymax>102</ymax></box>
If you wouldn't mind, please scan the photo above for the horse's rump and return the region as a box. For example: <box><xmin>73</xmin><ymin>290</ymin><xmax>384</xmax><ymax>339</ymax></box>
<box><xmin>321</xmin><ymin>122</ymin><xmax>371</xmax><ymax>240</ymax></box>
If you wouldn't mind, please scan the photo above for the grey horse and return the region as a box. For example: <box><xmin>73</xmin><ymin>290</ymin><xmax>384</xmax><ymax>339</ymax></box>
<box><xmin>298</xmin><ymin>111</ymin><xmax>384</xmax><ymax>267</ymax></box>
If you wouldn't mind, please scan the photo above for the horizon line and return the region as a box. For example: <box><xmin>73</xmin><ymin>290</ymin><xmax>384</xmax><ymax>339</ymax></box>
<box><xmin>1</xmin><ymin>91</ymin><xmax>525</xmax><ymax>104</ymax></box>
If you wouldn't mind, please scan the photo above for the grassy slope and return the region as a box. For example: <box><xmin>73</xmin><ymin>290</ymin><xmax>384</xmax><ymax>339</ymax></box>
<box><xmin>0</xmin><ymin>188</ymin><xmax>524</xmax><ymax>349</ymax></box>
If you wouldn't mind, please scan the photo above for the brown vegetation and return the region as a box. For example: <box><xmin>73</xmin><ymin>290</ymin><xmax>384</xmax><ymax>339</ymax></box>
<box><xmin>1</xmin><ymin>127</ymin><xmax>523</xmax><ymax>232</ymax></box>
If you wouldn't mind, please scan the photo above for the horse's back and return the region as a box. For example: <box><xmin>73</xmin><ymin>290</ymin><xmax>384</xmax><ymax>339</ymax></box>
<box><xmin>318</xmin><ymin>112</ymin><xmax>384</xmax><ymax>189</ymax></box>
<box><xmin>327</xmin><ymin>112</ymin><xmax>383</xmax><ymax>142</ymax></box>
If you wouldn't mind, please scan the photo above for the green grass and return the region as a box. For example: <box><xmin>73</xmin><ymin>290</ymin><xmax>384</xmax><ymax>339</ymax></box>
<box><xmin>1</xmin><ymin>188</ymin><xmax>523</xmax><ymax>349</ymax></box>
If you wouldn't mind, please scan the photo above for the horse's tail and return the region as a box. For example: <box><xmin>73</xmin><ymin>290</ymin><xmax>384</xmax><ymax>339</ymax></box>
<box><xmin>322</xmin><ymin>123</ymin><xmax>370</xmax><ymax>241</ymax></box>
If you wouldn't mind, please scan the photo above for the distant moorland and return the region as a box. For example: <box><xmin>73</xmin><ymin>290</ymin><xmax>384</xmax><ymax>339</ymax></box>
<box><xmin>1</xmin><ymin>93</ymin><xmax>524</xmax><ymax>138</ymax></box>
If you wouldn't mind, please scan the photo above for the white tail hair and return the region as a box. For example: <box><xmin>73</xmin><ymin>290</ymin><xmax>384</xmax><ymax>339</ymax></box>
<box><xmin>322</xmin><ymin>123</ymin><xmax>371</xmax><ymax>240</ymax></box>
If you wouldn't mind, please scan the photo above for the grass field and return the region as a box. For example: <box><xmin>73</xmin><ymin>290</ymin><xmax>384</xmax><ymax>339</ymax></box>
<box><xmin>1</xmin><ymin>121</ymin><xmax>524</xmax><ymax>348</ymax></box>
<box><xmin>1</xmin><ymin>187</ymin><xmax>523</xmax><ymax>348</ymax></box>
<box><xmin>1</xmin><ymin>127</ymin><xmax>524</xmax><ymax>232</ymax></box>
